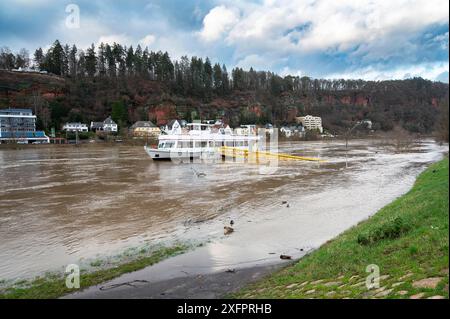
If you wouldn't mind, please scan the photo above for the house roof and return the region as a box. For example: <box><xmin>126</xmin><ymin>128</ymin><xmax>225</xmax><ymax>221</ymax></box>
<box><xmin>103</xmin><ymin>116</ymin><xmax>117</xmax><ymax>125</ymax></box>
<box><xmin>90</xmin><ymin>122</ymin><xmax>104</xmax><ymax>128</ymax></box>
<box><xmin>0</xmin><ymin>108</ymin><xmax>33</xmax><ymax>114</ymax></box>
<box><xmin>131</xmin><ymin>121</ymin><xmax>157</xmax><ymax>129</ymax></box>
<box><xmin>166</xmin><ymin>119</ymin><xmax>179</xmax><ymax>129</ymax></box>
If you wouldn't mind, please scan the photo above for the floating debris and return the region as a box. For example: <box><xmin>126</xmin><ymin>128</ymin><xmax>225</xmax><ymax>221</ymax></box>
<box><xmin>191</xmin><ymin>167</ymin><xmax>206</xmax><ymax>177</ymax></box>
<box><xmin>225</xmin><ymin>268</ymin><xmax>236</xmax><ymax>273</ymax></box>
<box><xmin>99</xmin><ymin>279</ymin><xmax>149</xmax><ymax>291</ymax></box>
<box><xmin>280</xmin><ymin>254</ymin><xmax>292</xmax><ymax>260</ymax></box>
<box><xmin>224</xmin><ymin>226</ymin><xmax>234</xmax><ymax>235</ymax></box>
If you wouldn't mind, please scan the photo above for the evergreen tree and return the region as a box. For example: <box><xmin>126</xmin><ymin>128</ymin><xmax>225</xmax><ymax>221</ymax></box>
<box><xmin>85</xmin><ymin>44</ymin><xmax>97</xmax><ymax>77</ymax></box>
<box><xmin>134</xmin><ymin>45</ymin><xmax>143</xmax><ymax>76</ymax></box>
<box><xmin>105</xmin><ymin>43</ymin><xmax>116</xmax><ymax>77</ymax></box>
<box><xmin>213</xmin><ymin>63</ymin><xmax>223</xmax><ymax>94</ymax></box>
<box><xmin>204</xmin><ymin>57</ymin><xmax>213</xmax><ymax>97</ymax></box>
<box><xmin>97</xmin><ymin>43</ymin><xmax>106</xmax><ymax>77</ymax></box>
<box><xmin>113</xmin><ymin>43</ymin><xmax>126</xmax><ymax>77</ymax></box>
<box><xmin>222</xmin><ymin>64</ymin><xmax>230</xmax><ymax>94</ymax></box>
<box><xmin>77</xmin><ymin>50</ymin><xmax>86</xmax><ymax>77</ymax></box>
<box><xmin>62</xmin><ymin>45</ymin><xmax>70</xmax><ymax>76</ymax></box>
<box><xmin>45</xmin><ymin>40</ymin><xmax>64</xmax><ymax>75</ymax></box>
<box><xmin>125</xmin><ymin>46</ymin><xmax>134</xmax><ymax>75</ymax></box>
<box><xmin>69</xmin><ymin>45</ymin><xmax>77</xmax><ymax>77</ymax></box>
<box><xmin>142</xmin><ymin>47</ymin><xmax>149</xmax><ymax>78</ymax></box>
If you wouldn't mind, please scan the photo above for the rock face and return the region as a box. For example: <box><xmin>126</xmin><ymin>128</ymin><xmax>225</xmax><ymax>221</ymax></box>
<box><xmin>0</xmin><ymin>70</ymin><xmax>447</xmax><ymax>135</ymax></box>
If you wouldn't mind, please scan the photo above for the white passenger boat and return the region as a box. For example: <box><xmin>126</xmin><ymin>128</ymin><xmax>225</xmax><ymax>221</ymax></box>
<box><xmin>144</xmin><ymin>123</ymin><xmax>260</xmax><ymax>161</ymax></box>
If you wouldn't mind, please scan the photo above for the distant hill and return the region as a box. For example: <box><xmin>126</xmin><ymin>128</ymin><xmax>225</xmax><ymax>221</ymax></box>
<box><xmin>0</xmin><ymin>69</ymin><xmax>448</xmax><ymax>135</ymax></box>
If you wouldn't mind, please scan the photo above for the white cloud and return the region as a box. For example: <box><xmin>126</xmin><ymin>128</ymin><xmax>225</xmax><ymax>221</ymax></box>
<box><xmin>236</xmin><ymin>54</ymin><xmax>272</xmax><ymax>70</ymax></box>
<box><xmin>279</xmin><ymin>66</ymin><xmax>303</xmax><ymax>77</ymax></box>
<box><xmin>324</xmin><ymin>61</ymin><xmax>450</xmax><ymax>82</ymax></box>
<box><xmin>139</xmin><ymin>34</ymin><xmax>156</xmax><ymax>47</ymax></box>
<box><xmin>433</xmin><ymin>32</ymin><xmax>449</xmax><ymax>50</ymax></box>
<box><xmin>219</xmin><ymin>0</ymin><xmax>449</xmax><ymax>57</ymax></box>
<box><xmin>97</xmin><ymin>34</ymin><xmax>132</xmax><ymax>47</ymax></box>
<box><xmin>198</xmin><ymin>5</ymin><xmax>239</xmax><ymax>42</ymax></box>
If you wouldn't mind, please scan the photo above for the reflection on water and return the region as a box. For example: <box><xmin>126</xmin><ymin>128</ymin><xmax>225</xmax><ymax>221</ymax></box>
<box><xmin>0</xmin><ymin>139</ymin><xmax>447</xmax><ymax>281</ymax></box>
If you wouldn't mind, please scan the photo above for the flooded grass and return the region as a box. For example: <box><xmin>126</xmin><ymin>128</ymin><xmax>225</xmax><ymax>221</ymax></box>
<box><xmin>233</xmin><ymin>158</ymin><xmax>449</xmax><ymax>299</ymax></box>
<box><xmin>0</xmin><ymin>244</ymin><xmax>187</xmax><ymax>299</ymax></box>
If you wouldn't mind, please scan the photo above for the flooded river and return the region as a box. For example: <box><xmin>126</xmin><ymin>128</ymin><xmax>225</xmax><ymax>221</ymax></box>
<box><xmin>0</xmin><ymin>139</ymin><xmax>448</xmax><ymax>282</ymax></box>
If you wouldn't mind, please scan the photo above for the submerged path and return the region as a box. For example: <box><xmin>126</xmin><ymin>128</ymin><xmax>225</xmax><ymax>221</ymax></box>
<box><xmin>64</xmin><ymin>264</ymin><xmax>284</xmax><ymax>299</ymax></box>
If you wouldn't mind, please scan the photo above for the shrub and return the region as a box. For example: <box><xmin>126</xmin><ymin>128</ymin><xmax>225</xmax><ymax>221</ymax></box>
<box><xmin>357</xmin><ymin>217</ymin><xmax>410</xmax><ymax>245</ymax></box>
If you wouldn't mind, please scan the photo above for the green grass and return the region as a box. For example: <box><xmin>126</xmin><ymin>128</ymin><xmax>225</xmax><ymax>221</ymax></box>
<box><xmin>0</xmin><ymin>245</ymin><xmax>186</xmax><ymax>299</ymax></box>
<box><xmin>233</xmin><ymin>158</ymin><xmax>449</xmax><ymax>299</ymax></box>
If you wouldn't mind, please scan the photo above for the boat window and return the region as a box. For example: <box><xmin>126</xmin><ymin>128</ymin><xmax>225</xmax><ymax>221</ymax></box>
<box><xmin>201</xmin><ymin>141</ymin><xmax>207</xmax><ymax>147</ymax></box>
<box><xmin>164</xmin><ymin>142</ymin><xmax>175</xmax><ymax>148</ymax></box>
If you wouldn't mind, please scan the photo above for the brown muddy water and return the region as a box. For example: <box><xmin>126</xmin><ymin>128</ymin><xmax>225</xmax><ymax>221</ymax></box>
<box><xmin>0</xmin><ymin>139</ymin><xmax>448</xmax><ymax>282</ymax></box>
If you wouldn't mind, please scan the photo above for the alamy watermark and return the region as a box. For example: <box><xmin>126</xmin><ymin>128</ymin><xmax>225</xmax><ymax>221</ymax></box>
<box><xmin>165</xmin><ymin>127</ymin><xmax>281</xmax><ymax>175</ymax></box>
<box><xmin>65</xmin><ymin>4</ymin><xmax>80</xmax><ymax>29</ymax></box>
<box><xmin>65</xmin><ymin>264</ymin><xmax>80</xmax><ymax>289</ymax></box>
<box><xmin>365</xmin><ymin>264</ymin><xmax>380</xmax><ymax>289</ymax></box>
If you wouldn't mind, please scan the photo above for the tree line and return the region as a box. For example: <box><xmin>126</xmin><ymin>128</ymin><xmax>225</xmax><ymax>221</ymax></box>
<box><xmin>1</xmin><ymin>40</ymin><xmax>448</xmax><ymax>136</ymax></box>
<box><xmin>2</xmin><ymin>39</ymin><xmax>433</xmax><ymax>99</ymax></box>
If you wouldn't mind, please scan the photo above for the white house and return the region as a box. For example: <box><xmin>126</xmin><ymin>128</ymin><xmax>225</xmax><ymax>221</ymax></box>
<box><xmin>163</xmin><ymin>120</ymin><xmax>182</xmax><ymax>134</ymax></box>
<box><xmin>103</xmin><ymin>117</ymin><xmax>118</xmax><ymax>132</ymax></box>
<box><xmin>280</xmin><ymin>126</ymin><xmax>293</xmax><ymax>137</ymax></box>
<box><xmin>280</xmin><ymin>125</ymin><xmax>305</xmax><ymax>138</ymax></box>
<box><xmin>90</xmin><ymin>117</ymin><xmax>118</xmax><ymax>133</ymax></box>
<box><xmin>62</xmin><ymin>122</ymin><xmax>88</xmax><ymax>132</ymax></box>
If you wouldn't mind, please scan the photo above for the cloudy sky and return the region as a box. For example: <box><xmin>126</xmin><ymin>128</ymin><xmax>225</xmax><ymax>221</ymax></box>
<box><xmin>1</xmin><ymin>0</ymin><xmax>448</xmax><ymax>82</ymax></box>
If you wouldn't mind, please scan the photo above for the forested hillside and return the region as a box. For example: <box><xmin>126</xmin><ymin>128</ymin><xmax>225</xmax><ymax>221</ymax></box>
<box><xmin>0</xmin><ymin>40</ymin><xmax>448</xmax><ymax>136</ymax></box>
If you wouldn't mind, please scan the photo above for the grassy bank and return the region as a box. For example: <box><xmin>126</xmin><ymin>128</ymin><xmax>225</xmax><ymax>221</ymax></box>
<box><xmin>0</xmin><ymin>245</ymin><xmax>186</xmax><ymax>299</ymax></box>
<box><xmin>234</xmin><ymin>158</ymin><xmax>449</xmax><ymax>299</ymax></box>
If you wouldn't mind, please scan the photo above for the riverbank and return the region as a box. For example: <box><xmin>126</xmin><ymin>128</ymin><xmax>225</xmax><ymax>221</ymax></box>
<box><xmin>0</xmin><ymin>245</ymin><xmax>187</xmax><ymax>299</ymax></box>
<box><xmin>233</xmin><ymin>158</ymin><xmax>449</xmax><ymax>299</ymax></box>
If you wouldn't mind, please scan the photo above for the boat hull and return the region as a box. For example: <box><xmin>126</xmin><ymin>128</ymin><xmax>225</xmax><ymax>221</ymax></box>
<box><xmin>144</xmin><ymin>146</ymin><xmax>211</xmax><ymax>161</ymax></box>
